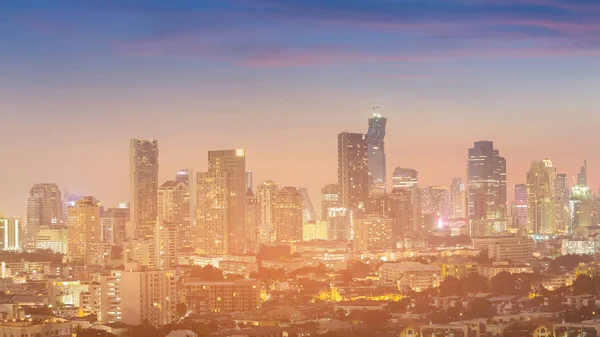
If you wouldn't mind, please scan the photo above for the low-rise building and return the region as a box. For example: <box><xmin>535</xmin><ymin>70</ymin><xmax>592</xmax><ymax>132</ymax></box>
<box><xmin>479</xmin><ymin>261</ymin><xmax>535</xmax><ymax>280</ymax></box>
<box><xmin>472</xmin><ymin>236</ymin><xmax>534</xmax><ymax>262</ymax></box>
<box><xmin>379</xmin><ymin>262</ymin><xmax>442</xmax><ymax>292</ymax></box>
<box><xmin>0</xmin><ymin>319</ymin><xmax>72</xmax><ymax>337</ymax></box>
<box><xmin>184</xmin><ymin>279</ymin><xmax>260</xmax><ymax>314</ymax></box>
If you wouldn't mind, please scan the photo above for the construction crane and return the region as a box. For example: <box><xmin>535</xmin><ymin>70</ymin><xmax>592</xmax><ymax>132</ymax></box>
<box><xmin>368</xmin><ymin>106</ymin><xmax>381</xmax><ymax>117</ymax></box>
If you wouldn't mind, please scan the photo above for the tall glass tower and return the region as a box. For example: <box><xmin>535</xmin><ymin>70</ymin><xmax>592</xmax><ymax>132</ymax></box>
<box><xmin>367</xmin><ymin>113</ymin><xmax>387</xmax><ymax>195</ymax></box>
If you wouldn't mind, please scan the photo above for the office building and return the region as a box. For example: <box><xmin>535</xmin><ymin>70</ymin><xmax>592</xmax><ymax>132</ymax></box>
<box><xmin>35</xmin><ymin>227</ymin><xmax>68</xmax><ymax>254</ymax></box>
<box><xmin>196</xmin><ymin>172</ymin><xmax>228</xmax><ymax>254</ymax></box>
<box><xmin>0</xmin><ymin>217</ymin><xmax>23</xmax><ymax>251</ymax></box>
<box><xmin>67</xmin><ymin>196</ymin><xmax>101</xmax><ymax>264</ymax></box>
<box><xmin>273</xmin><ymin>187</ymin><xmax>303</xmax><ymax>242</ymax></box>
<box><xmin>208</xmin><ymin>149</ymin><xmax>246</xmax><ymax>253</ymax></box>
<box><xmin>450</xmin><ymin>178</ymin><xmax>467</xmax><ymax>219</ymax></box>
<box><xmin>578</xmin><ymin>160</ymin><xmax>587</xmax><ymax>187</ymax></box>
<box><xmin>352</xmin><ymin>214</ymin><xmax>393</xmax><ymax>251</ymax></box>
<box><xmin>338</xmin><ymin>132</ymin><xmax>369</xmax><ymax>211</ymax></box>
<box><xmin>256</xmin><ymin>180</ymin><xmax>279</xmax><ymax>243</ymax></box>
<box><xmin>158</xmin><ymin>180</ymin><xmax>191</xmax><ymax>250</ymax></box>
<box><xmin>26</xmin><ymin>183</ymin><xmax>62</xmax><ymax>248</ymax></box>
<box><xmin>327</xmin><ymin>207</ymin><xmax>350</xmax><ymax>242</ymax></box>
<box><xmin>367</xmin><ymin>112</ymin><xmax>387</xmax><ymax>195</ymax></box>
<box><xmin>392</xmin><ymin>167</ymin><xmax>418</xmax><ymax>189</ymax></box>
<box><xmin>298</xmin><ymin>188</ymin><xmax>316</xmax><ymax>223</ymax></box>
<box><xmin>472</xmin><ymin>236</ymin><xmax>534</xmax><ymax>262</ymax></box>
<box><xmin>101</xmin><ymin>205</ymin><xmax>129</xmax><ymax>245</ymax></box>
<box><xmin>555</xmin><ymin>173</ymin><xmax>570</xmax><ymax>233</ymax></box>
<box><xmin>245</xmin><ymin>188</ymin><xmax>260</xmax><ymax>251</ymax></box>
<box><xmin>184</xmin><ymin>279</ymin><xmax>260</xmax><ymax>313</ymax></box>
<box><xmin>389</xmin><ymin>188</ymin><xmax>416</xmax><ymax>242</ymax></box>
<box><xmin>129</xmin><ymin>139</ymin><xmax>159</xmax><ymax>240</ymax></box>
<box><xmin>526</xmin><ymin>160</ymin><xmax>556</xmax><ymax>234</ymax></box>
<box><xmin>514</xmin><ymin>184</ymin><xmax>527</xmax><ymax>230</ymax></box>
<box><xmin>321</xmin><ymin>184</ymin><xmax>341</xmax><ymax>221</ymax></box>
<box><xmin>571</xmin><ymin>185</ymin><xmax>593</xmax><ymax>229</ymax></box>
<box><xmin>420</xmin><ymin>186</ymin><xmax>449</xmax><ymax>229</ymax></box>
<box><xmin>467</xmin><ymin>141</ymin><xmax>507</xmax><ymax>236</ymax></box>
<box><xmin>303</xmin><ymin>220</ymin><xmax>328</xmax><ymax>241</ymax></box>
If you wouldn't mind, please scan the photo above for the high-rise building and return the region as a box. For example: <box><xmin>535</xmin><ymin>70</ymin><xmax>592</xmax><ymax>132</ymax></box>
<box><xmin>102</xmin><ymin>205</ymin><xmax>130</xmax><ymax>245</ymax></box>
<box><xmin>526</xmin><ymin>159</ymin><xmax>556</xmax><ymax>234</ymax></box>
<box><xmin>245</xmin><ymin>171</ymin><xmax>253</xmax><ymax>191</ymax></box>
<box><xmin>298</xmin><ymin>188</ymin><xmax>316</xmax><ymax>223</ymax></box>
<box><xmin>0</xmin><ymin>217</ymin><xmax>23</xmax><ymax>251</ymax></box>
<box><xmin>129</xmin><ymin>139</ymin><xmax>159</xmax><ymax>240</ymax></box>
<box><xmin>61</xmin><ymin>190</ymin><xmax>82</xmax><ymax>225</ymax></box>
<box><xmin>155</xmin><ymin>221</ymin><xmax>178</xmax><ymax>270</ymax></box>
<box><xmin>26</xmin><ymin>183</ymin><xmax>63</xmax><ymax>248</ymax></box>
<box><xmin>571</xmin><ymin>185</ymin><xmax>593</xmax><ymax>230</ymax></box>
<box><xmin>367</xmin><ymin>112</ymin><xmax>387</xmax><ymax>195</ymax></box>
<box><xmin>303</xmin><ymin>220</ymin><xmax>328</xmax><ymax>241</ymax></box>
<box><xmin>196</xmin><ymin>172</ymin><xmax>228</xmax><ymax>254</ymax></box>
<box><xmin>97</xmin><ymin>264</ymin><xmax>176</xmax><ymax>326</ymax></box>
<box><xmin>555</xmin><ymin>173</ymin><xmax>571</xmax><ymax>233</ymax></box>
<box><xmin>514</xmin><ymin>184</ymin><xmax>527</xmax><ymax>230</ymax></box>
<box><xmin>256</xmin><ymin>180</ymin><xmax>279</xmax><ymax>243</ymax></box>
<box><xmin>578</xmin><ymin>160</ymin><xmax>587</xmax><ymax>187</ymax></box>
<box><xmin>338</xmin><ymin>132</ymin><xmax>369</xmax><ymax>212</ymax></box>
<box><xmin>245</xmin><ymin>188</ymin><xmax>260</xmax><ymax>251</ymax></box>
<box><xmin>67</xmin><ymin>196</ymin><xmax>101</xmax><ymax>264</ymax></box>
<box><xmin>273</xmin><ymin>187</ymin><xmax>303</xmax><ymax>242</ymax></box>
<box><xmin>157</xmin><ymin>180</ymin><xmax>191</xmax><ymax>250</ymax></box>
<box><xmin>389</xmin><ymin>188</ymin><xmax>415</xmax><ymax>243</ymax></box>
<box><xmin>450</xmin><ymin>178</ymin><xmax>467</xmax><ymax>219</ymax></box>
<box><xmin>420</xmin><ymin>186</ymin><xmax>449</xmax><ymax>228</ymax></box>
<box><xmin>467</xmin><ymin>141</ymin><xmax>507</xmax><ymax>236</ymax></box>
<box><xmin>321</xmin><ymin>184</ymin><xmax>341</xmax><ymax>221</ymax></box>
<box><xmin>327</xmin><ymin>207</ymin><xmax>351</xmax><ymax>242</ymax></box>
<box><xmin>393</xmin><ymin>167</ymin><xmax>418</xmax><ymax>189</ymax></box>
<box><xmin>352</xmin><ymin>214</ymin><xmax>393</xmax><ymax>251</ymax></box>
<box><xmin>208</xmin><ymin>149</ymin><xmax>246</xmax><ymax>253</ymax></box>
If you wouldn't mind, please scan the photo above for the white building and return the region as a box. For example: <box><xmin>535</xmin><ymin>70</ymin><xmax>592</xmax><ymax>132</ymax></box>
<box><xmin>378</xmin><ymin>262</ymin><xmax>442</xmax><ymax>292</ymax></box>
<box><xmin>472</xmin><ymin>236</ymin><xmax>533</xmax><ymax>262</ymax></box>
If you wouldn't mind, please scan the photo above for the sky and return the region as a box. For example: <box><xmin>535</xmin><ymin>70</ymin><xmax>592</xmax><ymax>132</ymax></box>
<box><xmin>1</xmin><ymin>0</ymin><xmax>599</xmax><ymax>218</ymax></box>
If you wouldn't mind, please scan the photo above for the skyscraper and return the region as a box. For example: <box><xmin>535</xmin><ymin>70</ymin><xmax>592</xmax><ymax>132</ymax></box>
<box><xmin>338</xmin><ymin>132</ymin><xmax>369</xmax><ymax>212</ymax></box>
<box><xmin>102</xmin><ymin>205</ymin><xmax>129</xmax><ymax>245</ymax></box>
<box><xmin>555</xmin><ymin>173</ymin><xmax>571</xmax><ymax>233</ymax></box>
<box><xmin>196</xmin><ymin>171</ymin><xmax>228</xmax><ymax>254</ymax></box>
<box><xmin>467</xmin><ymin>141</ymin><xmax>507</xmax><ymax>236</ymax></box>
<box><xmin>420</xmin><ymin>186</ymin><xmax>449</xmax><ymax>221</ymax></box>
<box><xmin>273</xmin><ymin>187</ymin><xmax>304</xmax><ymax>242</ymax></box>
<box><xmin>245</xmin><ymin>188</ymin><xmax>260</xmax><ymax>251</ymax></box>
<box><xmin>157</xmin><ymin>180</ymin><xmax>191</xmax><ymax>250</ymax></box>
<box><xmin>571</xmin><ymin>185</ymin><xmax>593</xmax><ymax>230</ymax></box>
<box><xmin>526</xmin><ymin>160</ymin><xmax>556</xmax><ymax>234</ymax></box>
<box><xmin>321</xmin><ymin>184</ymin><xmax>341</xmax><ymax>221</ymax></box>
<box><xmin>66</xmin><ymin>196</ymin><xmax>101</xmax><ymax>264</ymax></box>
<box><xmin>392</xmin><ymin>167</ymin><xmax>418</xmax><ymax>189</ymax></box>
<box><xmin>367</xmin><ymin>112</ymin><xmax>387</xmax><ymax>195</ymax></box>
<box><xmin>298</xmin><ymin>188</ymin><xmax>316</xmax><ymax>223</ymax></box>
<box><xmin>450</xmin><ymin>178</ymin><xmax>467</xmax><ymax>219</ymax></box>
<box><xmin>256</xmin><ymin>180</ymin><xmax>279</xmax><ymax>243</ymax></box>
<box><xmin>26</xmin><ymin>183</ymin><xmax>63</xmax><ymax>248</ymax></box>
<box><xmin>514</xmin><ymin>184</ymin><xmax>527</xmax><ymax>230</ymax></box>
<box><xmin>577</xmin><ymin>160</ymin><xmax>587</xmax><ymax>187</ymax></box>
<box><xmin>129</xmin><ymin>139</ymin><xmax>159</xmax><ymax>240</ymax></box>
<box><xmin>208</xmin><ymin>149</ymin><xmax>246</xmax><ymax>253</ymax></box>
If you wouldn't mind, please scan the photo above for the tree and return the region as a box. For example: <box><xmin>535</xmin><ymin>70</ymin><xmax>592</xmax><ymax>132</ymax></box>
<box><xmin>176</xmin><ymin>303</ymin><xmax>187</xmax><ymax>318</ymax></box>
<box><xmin>462</xmin><ymin>274</ymin><xmax>490</xmax><ymax>294</ymax></box>
<box><xmin>76</xmin><ymin>329</ymin><xmax>117</xmax><ymax>337</ymax></box>
<box><xmin>126</xmin><ymin>324</ymin><xmax>162</xmax><ymax>337</ymax></box>
<box><xmin>469</xmin><ymin>298</ymin><xmax>496</xmax><ymax>318</ymax></box>
<box><xmin>190</xmin><ymin>265</ymin><xmax>224</xmax><ymax>281</ymax></box>
<box><xmin>491</xmin><ymin>272</ymin><xmax>529</xmax><ymax>296</ymax></box>
<box><xmin>439</xmin><ymin>276</ymin><xmax>463</xmax><ymax>296</ymax></box>
<box><xmin>572</xmin><ymin>275</ymin><xmax>595</xmax><ymax>295</ymax></box>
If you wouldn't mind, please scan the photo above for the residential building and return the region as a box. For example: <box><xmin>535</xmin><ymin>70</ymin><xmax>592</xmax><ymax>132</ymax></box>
<box><xmin>379</xmin><ymin>262</ymin><xmax>442</xmax><ymax>292</ymax></box>
<box><xmin>66</xmin><ymin>196</ymin><xmax>101</xmax><ymax>264</ymax></box>
<box><xmin>338</xmin><ymin>132</ymin><xmax>369</xmax><ymax>212</ymax></box>
<box><xmin>273</xmin><ymin>187</ymin><xmax>303</xmax><ymax>242</ymax></box>
<box><xmin>472</xmin><ymin>236</ymin><xmax>534</xmax><ymax>262</ymax></box>
<box><xmin>352</xmin><ymin>214</ymin><xmax>393</xmax><ymax>251</ymax></box>
<box><xmin>26</xmin><ymin>183</ymin><xmax>62</xmax><ymax>248</ymax></box>
<box><xmin>256</xmin><ymin>180</ymin><xmax>279</xmax><ymax>243</ymax></box>
<box><xmin>129</xmin><ymin>139</ymin><xmax>159</xmax><ymax>240</ymax></box>
<box><xmin>158</xmin><ymin>180</ymin><xmax>191</xmax><ymax>250</ymax></box>
<box><xmin>196</xmin><ymin>171</ymin><xmax>228</xmax><ymax>254</ymax></box>
<box><xmin>526</xmin><ymin>159</ymin><xmax>556</xmax><ymax>234</ymax></box>
<box><xmin>184</xmin><ymin>279</ymin><xmax>260</xmax><ymax>313</ymax></box>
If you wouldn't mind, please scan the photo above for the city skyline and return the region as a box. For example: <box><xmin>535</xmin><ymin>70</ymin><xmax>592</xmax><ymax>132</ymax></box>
<box><xmin>2</xmin><ymin>0</ymin><xmax>600</xmax><ymax>217</ymax></box>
